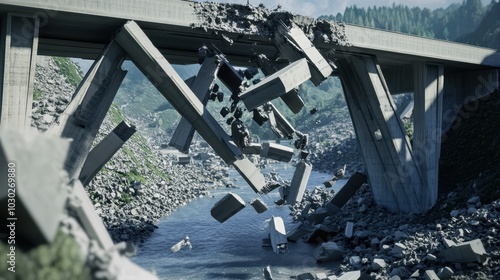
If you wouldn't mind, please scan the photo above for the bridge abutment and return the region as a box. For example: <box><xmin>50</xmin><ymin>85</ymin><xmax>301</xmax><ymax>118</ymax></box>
<box><xmin>0</xmin><ymin>13</ymin><xmax>39</xmax><ymax>130</ymax></box>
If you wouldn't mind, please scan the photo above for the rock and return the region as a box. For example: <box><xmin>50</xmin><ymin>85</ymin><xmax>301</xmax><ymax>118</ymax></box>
<box><xmin>349</xmin><ymin>256</ymin><xmax>361</xmax><ymax>266</ymax></box>
<box><xmin>437</xmin><ymin>266</ymin><xmax>454</xmax><ymax>279</ymax></box>
<box><xmin>424</xmin><ymin>270</ymin><xmax>439</xmax><ymax>280</ymax></box>
<box><xmin>392</xmin><ymin>243</ymin><xmax>407</xmax><ymax>258</ymax></box>
<box><xmin>371</xmin><ymin>258</ymin><xmax>387</xmax><ymax>270</ymax></box>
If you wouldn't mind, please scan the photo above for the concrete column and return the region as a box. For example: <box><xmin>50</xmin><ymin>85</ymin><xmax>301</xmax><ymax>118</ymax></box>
<box><xmin>169</xmin><ymin>55</ymin><xmax>222</xmax><ymax>153</ymax></box>
<box><xmin>413</xmin><ymin>63</ymin><xmax>443</xmax><ymax>208</ymax></box>
<box><xmin>79</xmin><ymin>121</ymin><xmax>136</xmax><ymax>186</ymax></box>
<box><xmin>0</xmin><ymin>13</ymin><xmax>39</xmax><ymax>130</ymax></box>
<box><xmin>338</xmin><ymin>55</ymin><xmax>428</xmax><ymax>212</ymax></box>
<box><xmin>51</xmin><ymin>40</ymin><xmax>127</xmax><ymax>179</ymax></box>
<box><xmin>114</xmin><ymin>21</ymin><xmax>266</xmax><ymax>193</ymax></box>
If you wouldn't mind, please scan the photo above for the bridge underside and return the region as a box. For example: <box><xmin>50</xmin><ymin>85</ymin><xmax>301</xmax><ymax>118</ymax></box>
<box><xmin>0</xmin><ymin>3</ymin><xmax>499</xmax><ymax>214</ymax></box>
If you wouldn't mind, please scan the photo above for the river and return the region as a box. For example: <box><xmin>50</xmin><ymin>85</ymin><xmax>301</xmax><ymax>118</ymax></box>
<box><xmin>132</xmin><ymin>163</ymin><xmax>345</xmax><ymax>279</ymax></box>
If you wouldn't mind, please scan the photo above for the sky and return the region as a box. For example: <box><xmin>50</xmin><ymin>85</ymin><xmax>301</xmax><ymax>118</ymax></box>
<box><xmin>199</xmin><ymin>0</ymin><xmax>492</xmax><ymax>18</ymax></box>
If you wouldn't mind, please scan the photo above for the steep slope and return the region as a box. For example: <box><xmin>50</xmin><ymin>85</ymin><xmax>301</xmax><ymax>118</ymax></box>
<box><xmin>460</xmin><ymin>1</ymin><xmax>500</xmax><ymax>47</ymax></box>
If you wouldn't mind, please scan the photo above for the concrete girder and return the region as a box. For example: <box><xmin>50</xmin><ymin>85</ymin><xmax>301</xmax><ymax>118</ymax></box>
<box><xmin>338</xmin><ymin>55</ymin><xmax>429</xmax><ymax>213</ymax></box>
<box><xmin>287</xmin><ymin>161</ymin><xmax>312</xmax><ymax>205</ymax></box>
<box><xmin>50</xmin><ymin>40</ymin><xmax>127</xmax><ymax>180</ymax></box>
<box><xmin>114</xmin><ymin>21</ymin><xmax>266</xmax><ymax>193</ymax></box>
<box><xmin>239</xmin><ymin>58</ymin><xmax>310</xmax><ymax>112</ymax></box>
<box><xmin>260</xmin><ymin>142</ymin><xmax>294</xmax><ymax>162</ymax></box>
<box><xmin>79</xmin><ymin>120</ymin><xmax>136</xmax><ymax>186</ymax></box>
<box><xmin>267</xmin><ymin>103</ymin><xmax>296</xmax><ymax>139</ymax></box>
<box><xmin>169</xmin><ymin>55</ymin><xmax>223</xmax><ymax>153</ymax></box>
<box><xmin>0</xmin><ymin>13</ymin><xmax>39</xmax><ymax>130</ymax></box>
<box><xmin>413</xmin><ymin>63</ymin><xmax>444</xmax><ymax>209</ymax></box>
<box><xmin>275</xmin><ymin>24</ymin><xmax>333</xmax><ymax>86</ymax></box>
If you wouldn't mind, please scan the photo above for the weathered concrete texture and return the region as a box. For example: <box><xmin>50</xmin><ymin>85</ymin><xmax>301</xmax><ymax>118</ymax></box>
<box><xmin>287</xmin><ymin>161</ymin><xmax>312</xmax><ymax>205</ymax></box>
<box><xmin>210</xmin><ymin>192</ymin><xmax>246</xmax><ymax>223</ymax></box>
<box><xmin>169</xmin><ymin>54</ymin><xmax>222</xmax><ymax>153</ymax></box>
<box><xmin>275</xmin><ymin>25</ymin><xmax>333</xmax><ymax>86</ymax></box>
<box><xmin>0</xmin><ymin>128</ymin><xmax>69</xmax><ymax>245</ymax></box>
<box><xmin>438</xmin><ymin>239</ymin><xmax>488</xmax><ymax>263</ymax></box>
<box><xmin>240</xmin><ymin>58</ymin><xmax>311</xmax><ymax>111</ymax></box>
<box><xmin>50</xmin><ymin>40</ymin><xmax>127</xmax><ymax>180</ymax></box>
<box><xmin>260</xmin><ymin>142</ymin><xmax>294</xmax><ymax>162</ymax></box>
<box><xmin>0</xmin><ymin>13</ymin><xmax>39</xmax><ymax>130</ymax></box>
<box><xmin>67</xmin><ymin>180</ymin><xmax>114</xmax><ymax>250</ymax></box>
<box><xmin>79</xmin><ymin>120</ymin><xmax>136</xmax><ymax>186</ymax></box>
<box><xmin>193</xmin><ymin>2</ymin><xmax>350</xmax><ymax>46</ymax></box>
<box><xmin>338</xmin><ymin>55</ymin><xmax>428</xmax><ymax>212</ymax></box>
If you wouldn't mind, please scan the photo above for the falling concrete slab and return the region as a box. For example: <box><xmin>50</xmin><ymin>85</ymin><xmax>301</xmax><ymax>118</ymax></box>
<box><xmin>242</xmin><ymin>142</ymin><xmax>262</xmax><ymax>155</ymax></box>
<box><xmin>314</xmin><ymin>241</ymin><xmax>345</xmax><ymax>262</ymax></box>
<box><xmin>250</xmin><ymin>198</ymin><xmax>269</xmax><ymax>213</ymax></box>
<box><xmin>287</xmin><ymin>161</ymin><xmax>313</xmax><ymax>205</ymax></box>
<box><xmin>269</xmin><ymin>216</ymin><xmax>288</xmax><ymax>254</ymax></box>
<box><xmin>79</xmin><ymin>120</ymin><xmax>136</xmax><ymax>185</ymax></box>
<box><xmin>286</xmin><ymin>222</ymin><xmax>314</xmax><ymax>242</ymax></box>
<box><xmin>210</xmin><ymin>193</ymin><xmax>246</xmax><ymax>223</ymax></box>
<box><xmin>0</xmin><ymin>128</ymin><xmax>69</xmax><ymax>246</ymax></box>
<box><xmin>68</xmin><ymin>180</ymin><xmax>114</xmax><ymax>250</ymax></box>
<box><xmin>260</xmin><ymin>142</ymin><xmax>294</xmax><ymax>162</ymax></box>
<box><xmin>275</xmin><ymin>25</ymin><xmax>333</xmax><ymax>86</ymax></box>
<box><xmin>239</xmin><ymin>58</ymin><xmax>311</xmax><ymax>111</ymax></box>
<box><xmin>268</xmin><ymin>103</ymin><xmax>296</xmax><ymax>139</ymax></box>
<box><xmin>326</xmin><ymin>172</ymin><xmax>367</xmax><ymax>213</ymax></box>
<box><xmin>232</xmin><ymin>157</ymin><xmax>266</xmax><ymax>193</ymax></box>
<box><xmin>438</xmin><ymin>239</ymin><xmax>488</xmax><ymax>263</ymax></box>
<box><xmin>114</xmin><ymin>21</ymin><xmax>266</xmax><ymax>194</ymax></box>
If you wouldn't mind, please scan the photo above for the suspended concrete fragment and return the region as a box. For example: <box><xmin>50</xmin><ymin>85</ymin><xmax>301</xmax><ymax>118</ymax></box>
<box><xmin>269</xmin><ymin>216</ymin><xmax>287</xmax><ymax>254</ymax></box>
<box><xmin>210</xmin><ymin>193</ymin><xmax>246</xmax><ymax>223</ymax></box>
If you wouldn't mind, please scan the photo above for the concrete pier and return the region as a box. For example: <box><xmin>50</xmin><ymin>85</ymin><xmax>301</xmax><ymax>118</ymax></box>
<box><xmin>79</xmin><ymin>121</ymin><xmax>136</xmax><ymax>186</ymax></box>
<box><xmin>0</xmin><ymin>13</ymin><xmax>39</xmax><ymax>130</ymax></box>
<box><xmin>338</xmin><ymin>55</ymin><xmax>427</xmax><ymax>212</ymax></box>
<box><xmin>287</xmin><ymin>161</ymin><xmax>312</xmax><ymax>205</ymax></box>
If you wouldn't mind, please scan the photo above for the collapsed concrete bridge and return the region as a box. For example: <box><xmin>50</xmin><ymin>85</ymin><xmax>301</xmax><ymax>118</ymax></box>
<box><xmin>1</xmin><ymin>0</ymin><xmax>499</xmax><ymax>218</ymax></box>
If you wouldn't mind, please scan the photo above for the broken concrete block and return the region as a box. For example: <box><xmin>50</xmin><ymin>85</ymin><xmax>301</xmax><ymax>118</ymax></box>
<box><xmin>268</xmin><ymin>103</ymin><xmax>296</xmax><ymax>139</ymax></box>
<box><xmin>0</xmin><ymin>128</ymin><xmax>70</xmax><ymax>246</ymax></box>
<box><xmin>275</xmin><ymin>25</ymin><xmax>333</xmax><ymax>86</ymax></box>
<box><xmin>349</xmin><ymin>256</ymin><xmax>361</xmax><ymax>266</ymax></box>
<box><xmin>326</xmin><ymin>172</ymin><xmax>367</xmax><ymax>212</ymax></box>
<box><xmin>306</xmin><ymin>207</ymin><xmax>329</xmax><ymax>224</ymax></box>
<box><xmin>286</xmin><ymin>222</ymin><xmax>314</xmax><ymax>242</ymax></box>
<box><xmin>242</xmin><ymin>143</ymin><xmax>262</xmax><ymax>155</ymax></box>
<box><xmin>297</xmin><ymin>272</ymin><xmax>315</xmax><ymax>280</ymax></box>
<box><xmin>250</xmin><ymin>198</ymin><xmax>268</xmax><ymax>214</ymax></box>
<box><xmin>287</xmin><ymin>161</ymin><xmax>313</xmax><ymax>205</ymax></box>
<box><xmin>345</xmin><ymin>222</ymin><xmax>354</xmax><ymax>238</ymax></box>
<box><xmin>437</xmin><ymin>267</ymin><xmax>454</xmax><ymax>279</ymax></box>
<box><xmin>269</xmin><ymin>216</ymin><xmax>287</xmax><ymax>254</ymax></box>
<box><xmin>305</xmin><ymin>224</ymin><xmax>336</xmax><ymax>243</ymax></box>
<box><xmin>217</xmin><ymin>60</ymin><xmax>244</xmax><ymax>94</ymax></box>
<box><xmin>210</xmin><ymin>193</ymin><xmax>246</xmax><ymax>223</ymax></box>
<box><xmin>438</xmin><ymin>239</ymin><xmax>488</xmax><ymax>263</ymax></box>
<box><xmin>338</xmin><ymin>271</ymin><xmax>361</xmax><ymax>280</ymax></box>
<box><xmin>424</xmin><ymin>270</ymin><xmax>439</xmax><ymax>280</ymax></box>
<box><xmin>314</xmin><ymin>241</ymin><xmax>344</xmax><ymax>262</ymax></box>
<box><xmin>68</xmin><ymin>180</ymin><xmax>114</xmax><ymax>250</ymax></box>
<box><xmin>443</xmin><ymin>238</ymin><xmax>456</xmax><ymax>248</ymax></box>
<box><xmin>316</xmin><ymin>272</ymin><xmax>328</xmax><ymax>280</ymax></box>
<box><xmin>239</xmin><ymin>58</ymin><xmax>311</xmax><ymax>111</ymax></box>
<box><xmin>372</xmin><ymin>258</ymin><xmax>387</xmax><ymax>270</ymax></box>
<box><xmin>260</xmin><ymin>142</ymin><xmax>294</xmax><ymax>162</ymax></box>
<box><xmin>392</xmin><ymin>242</ymin><xmax>407</xmax><ymax>258</ymax></box>
<box><xmin>232</xmin><ymin>157</ymin><xmax>266</xmax><ymax>193</ymax></box>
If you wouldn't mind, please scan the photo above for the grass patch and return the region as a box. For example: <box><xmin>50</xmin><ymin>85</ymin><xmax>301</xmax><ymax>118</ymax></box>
<box><xmin>53</xmin><ymin>57</ymin><xmax>83</xmax><ymax>88</ymax></box>
<box><xmin>120</xmin><ymin>192</ymin><xmax>133</xmax><ymax>204</ymax></box>
<box><xmin>33</xmin><ymin>88</ymin><xmax>42</xmax><ymax>101</ymax></box>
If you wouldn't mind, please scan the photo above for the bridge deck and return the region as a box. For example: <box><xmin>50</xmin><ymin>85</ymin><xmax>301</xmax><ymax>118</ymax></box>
<box><xmin>0</xmin><ymin>0</ymin><xmax>499</xmax><ymax>69</ymax></box>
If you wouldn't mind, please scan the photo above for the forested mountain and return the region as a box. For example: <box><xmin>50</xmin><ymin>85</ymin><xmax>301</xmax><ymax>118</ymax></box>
<box><xmin>460</xmin><ymin>1</ymin><xmax>500</xmax><ymax>47</ymax></box>
<box><xmin>319</xmin><ymin>0</ymin><xmax>496</xmax><ymax>40</ymax></box>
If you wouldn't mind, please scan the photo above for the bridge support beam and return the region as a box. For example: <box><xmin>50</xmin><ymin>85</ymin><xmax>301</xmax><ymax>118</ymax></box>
<box><xmin>338</xmin><ymin>55</ymin><xmax>429</xmax><ymax>213</ymax></box>
<box><xmin>79</xmin><ymin>120</ymin><xmax>136</xmax><ymax>186</ymax></box>
<box><xmin>49</xmin><ymin>40</ymin><xmax>127</xmax><ymax>179</ymax></box>
<box><xmin>114</xmin><ymin>21</ymin><xmax>266</xmax><ymax>193</ymax></box>
<box><xmin>0</xmin><ymin>13</ymin><xmax>39</xmax><ymax>130</ymax></box>
<box><xmin>169</xmin><ymin>55</ymin><xmax>222</xmax><ymax>153</ymax></box>
<box><xmin>413</xmin><ymin>63</ymin><xmax>443</xmax><ymax>208</ymax></box>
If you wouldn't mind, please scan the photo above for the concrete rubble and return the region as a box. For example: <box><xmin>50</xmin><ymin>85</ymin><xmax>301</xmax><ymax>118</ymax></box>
<box><xmin>210</xmin><ymin>192</ymin><xmax>246</xmax><ymax>223</ymax></box>
<box><xmin>269</xmin><ymin>216</ymin><xmax>288</xmax><ymax>254</ymax></box>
